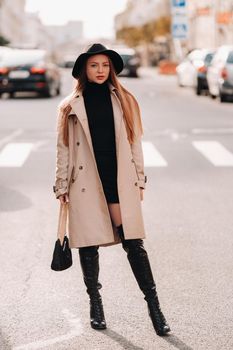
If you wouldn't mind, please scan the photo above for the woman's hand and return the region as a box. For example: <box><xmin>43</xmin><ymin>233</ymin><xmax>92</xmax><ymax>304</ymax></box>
<box><xmin>58</xmin><ymin>193</ymin><xmax>69</xmax><ymax>204</ymax></box>
<box><xmin>140</xmin><ymin>188</ymin><xmax>144</xmax><ymax>201</ymax></box>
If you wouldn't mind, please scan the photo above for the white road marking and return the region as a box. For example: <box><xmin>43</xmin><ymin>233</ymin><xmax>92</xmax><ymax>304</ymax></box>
<box><xmin>142</xmin><ymin>141</ymin><xmax>167</xmax><ymax>167</ymax></box>
<box><xmin>12</xmin><ymin>309</ymin><xmax>83</xmax><ymax>350</ymax></box>
<box><xmin>0</xmin><ymin>143</ymin><xmax>34</xmax><ymax>167</ymax></box>
<box><xmin>0</xmin><ymin>129</ymin><xmax>23</xmax><ymax>148</ymax></box>
<box><xmin>32</xmin><ymin>140</ymin><xmax>49</xmax><ymax>151</ymax></box>
<box><xmin>192</xmin><ymin>141</ymin><xmax>233</xmax><ymax>166</ymax></box>
<box><xmin>192</xmin><ymin>128</ymin><xmax>233</xmax><ymax>135</ymax></box>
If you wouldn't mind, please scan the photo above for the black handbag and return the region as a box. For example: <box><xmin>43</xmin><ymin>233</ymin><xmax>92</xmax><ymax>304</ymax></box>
<box><xmin>51</xmin><ymin>202</ymin><xmax>72</xmax><ymax>271</ymax></box>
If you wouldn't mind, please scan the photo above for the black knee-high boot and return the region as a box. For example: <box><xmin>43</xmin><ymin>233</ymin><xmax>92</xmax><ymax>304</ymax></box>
<box><xmin>117</xmin><ymin>225</ymin><xmax>170</xmax><ymax>336</ymax></box>
<box><xmin>79</xmin><ymin>246</ymin><xmax>106</xmax><ymax>330</ymax></box>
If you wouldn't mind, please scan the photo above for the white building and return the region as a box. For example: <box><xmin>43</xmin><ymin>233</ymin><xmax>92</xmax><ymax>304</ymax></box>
<box><xmin>188</xmin><ymin>0</ymin><xmax>216</xmax><ymax>49</ymax></box>
<box><xmin>188</xmin><ymin>0</ymin><xmax>233</xmax><ymax>49</ymax></box>
<box><xmin>21</xmin><ymin>13</ymin><xmax>53</xmax><ymax>50</ymax></box>
<box><xmin>45</xmin><ymin>21</ymin><xmax>84</xmax><ymax>63</ymax></box>
<box><xmin>46</xmin><ymin>21</ymin><xmax>83</xmax><ymax>46</ymax></box>
<box><xmin>0</xmin><ymin>0</ymin><xmax>26</xmax><ymax>45</ymax></box>
<box><xmin>215</xmin><ymin>0</ymin><xmax>233</xmax><ymax>46</ymax></box>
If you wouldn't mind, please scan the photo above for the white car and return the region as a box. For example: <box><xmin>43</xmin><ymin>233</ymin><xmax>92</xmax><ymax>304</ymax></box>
<box><xmin>207</xmin><ymin>45</ymin><xmax>233</xmax><ymax>102</ymax></box>
<box><xmin>176</xmin><ymin>49</ymin><xmax>208</xmax><ymax>87</ymax></box>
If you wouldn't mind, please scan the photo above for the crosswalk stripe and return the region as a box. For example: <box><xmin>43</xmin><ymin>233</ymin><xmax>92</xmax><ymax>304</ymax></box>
<box><xmin>192</xmin><ymin>141</ymin><xmax>233</xmax><ymax>166</ymax></box>
<box><xmin>0</xmin><ymin>129</ymin><xmax>23</xmax><ymax>148</ymax></box>
<box><xmin>0</xmin><ymin>140</ymin><xmax>232</xmax><ymax>168</ymax></box>
<box><xmin>142</xmin><ymin>141</ymin><xmax>168</xmax><ymax>167</ymax></box>
<box><xmin>0</xmin><ymin>143</ymin><xmax>34</xmax><ymax>167</ymax></box>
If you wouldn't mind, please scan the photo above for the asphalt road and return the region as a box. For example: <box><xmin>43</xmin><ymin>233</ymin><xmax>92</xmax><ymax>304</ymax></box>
<box><xmin>0</xmin><ymin>68</ymin><xmax>233</xmax><ymax>350</ymax></box>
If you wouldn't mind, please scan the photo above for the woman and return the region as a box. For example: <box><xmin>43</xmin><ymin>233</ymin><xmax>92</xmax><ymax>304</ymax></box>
<box><xmin>53</xmin><ymin>43</ymin><xmax>170</xmax><ymax>336</ymax></box>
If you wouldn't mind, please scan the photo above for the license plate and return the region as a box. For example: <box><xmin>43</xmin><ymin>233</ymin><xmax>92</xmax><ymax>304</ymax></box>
<box><xmin>9</xmin><ymin>70</ymin><xmax>30</xmax><ymax>79</ymax></box>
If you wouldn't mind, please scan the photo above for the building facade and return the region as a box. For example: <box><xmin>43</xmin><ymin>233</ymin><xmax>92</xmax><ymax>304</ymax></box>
<box><xmin>22</xmin><ymin>13</ymin><xmax>51</xmax><ymax>50</ymax></box>
<box><xmin>115</xmin><ymin>0</ymin><xmax>233</xmax><ymax>61</ymax></box>
<box><xmin>188</xmin><ymin>0</ymin><xmax>233</xmax><ymax>49</ymax></box>
<box><xmin>115</xmin><ymin>0</ymin><xmax>170</xmax><ymax>32</ymax></box>
<box><xmin>45</xmin><ymin>21</ymin><xmax>83</xmax><ymax>63</ymax></box>
<box><xmin>0</xmin><ymin>0</ymin><xmax>26</xmax><ymax>45</ymax></box>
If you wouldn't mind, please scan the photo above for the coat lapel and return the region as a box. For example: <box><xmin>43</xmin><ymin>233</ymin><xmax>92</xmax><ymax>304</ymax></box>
<box><xmin>109</xmin><ymin>85</ymin><xmax>123</xmax><ymax>158</ymax></box>
<box><xmin>69</xmin><ymin>95</ymin><xmax>95</xmax><ymax>157</ymax></box>
<box><xmin>69</xmin><ymin>84</ymin><xmax>123</xmax><ymax>159</ymax></box>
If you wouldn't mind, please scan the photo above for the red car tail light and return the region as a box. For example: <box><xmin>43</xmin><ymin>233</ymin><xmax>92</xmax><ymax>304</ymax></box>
<box><xmin>35</xmin><ymin>82</ymin><xmax>46</xmax><ymax>88</ymax></box>
<box><xmin>0</xmin><ymin>67</ymin><xmax>9</xmax><ymax>75</ymax></box>
<box><xmin>30</xmin><ymin>67</ymin><xmax>46</xmax><ymax>74</ymax></box>
<box><xmin>221</xmin><ymin>68</ymin><xmax>228</xmax><ymax>79</ymax></box>
<box><xmin>198</xmin><ymin>65</ymin><xmax>207</xmax><ymax>73</ymax></box>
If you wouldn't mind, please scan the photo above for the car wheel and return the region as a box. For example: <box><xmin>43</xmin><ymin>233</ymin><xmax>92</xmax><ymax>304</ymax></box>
<box><xmin>9</xmin><ymin>92</ymin><xmax>15</xmax><ymax>98</ymax></box>
<box><xmin>210</xmin><ymin>94</ymin><xmax>217</xmax><ymax>99</ymax></box>
<box><xmin>177</xmin><ymin>77</ymin><xmax>184</xmax><ymax>87</ymax></box>
<box><xmin>43</xmin><ymin>84</ymin><xmax>57</xmax><ymax>98</ymax></box>
<box><xmin>220</xmin><ymin>93</ymin><xmax>227</xmax><ymax>103</ymax></box>
<box><xmin>196</xmin><ymin>85</ymin><xmax>202</xmax><ymax>95</ymax></box>
<box><xmin>56</xmin><ymin>86</ymin><xmax>61</xmax><ymax>96</ymax></box>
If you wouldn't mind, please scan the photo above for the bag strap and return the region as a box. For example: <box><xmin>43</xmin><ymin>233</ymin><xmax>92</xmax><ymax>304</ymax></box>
<box><xmin>57</xmin><ymin>203</ymin><xmax>68</xmax><ymax>243</ymax></box>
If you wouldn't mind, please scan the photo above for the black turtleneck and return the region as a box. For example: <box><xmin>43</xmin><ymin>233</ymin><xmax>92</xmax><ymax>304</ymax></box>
<box><xmin>83</xmin><ymin>80</ymin><xmax>119</xmax><ymax>202</ymax></box>
<box><xmin>83</xmin><ymin>81</ymin><xmax>116</xmax><ymax>154</ymax></box>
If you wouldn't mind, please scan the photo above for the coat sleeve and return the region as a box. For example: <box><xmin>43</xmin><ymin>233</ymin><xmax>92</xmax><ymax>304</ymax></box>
<box><xmin>130</xmin><ymin>135</ymin><xmax>147</xmax><ymax>189</ymax></box>
<box><xmin>129</xmin><ymin>94</ymin><xmax>147</xmax><ymax>189</ymax></box>
<box><xmin>53</xmin><ymin>110</ymin><xmax>69</xmax><ymax>198</ymax></box>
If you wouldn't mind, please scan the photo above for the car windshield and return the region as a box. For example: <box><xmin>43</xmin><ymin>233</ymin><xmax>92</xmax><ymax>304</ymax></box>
<box><xmin>0</xmin><ymin>50</ymin><xmax>45</xmax><ymax>67</ymax></box>
<box><xmin>204</xmin><ymin>53</ymin><xmax>214</xmax><ymax>66</ymax></box>
<box><xmin>120</xmin><ymin>54</ymin><xmax>133</xmax><ymax>63</ymax></box>
<box><xmin>226</xmin><ymin>51</ymin><xmax>233</xmax><ymax>64</ymax></box>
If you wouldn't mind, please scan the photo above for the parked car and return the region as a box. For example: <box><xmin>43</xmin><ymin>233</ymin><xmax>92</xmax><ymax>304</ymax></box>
<box><xmin>60</xmin><ymin>54</ymin><xmax>76</xmax><ymax>68</ymax></box>
<box><xmin>176</xmin><ymin>49</ymin><xmax>206</xmax><ymax>87</ymax></box>
<box><xmin>0</xmin><ymin>49</ymin><xmax>61</xmax><ymax>98</ymax></box>
<box><xmin>195</xmin><ymin>51</ymin><xmax>215</xmax><ymax>95</ymax></box>
<box><xmin>116</xmin><ymin>48</ymin><xmax>140</xmax><ymax>77</ymax></box>
<box><xmin>207</xmin><ymin>45</ymin><xmax>233</xmax><ymax>102</ymax></box>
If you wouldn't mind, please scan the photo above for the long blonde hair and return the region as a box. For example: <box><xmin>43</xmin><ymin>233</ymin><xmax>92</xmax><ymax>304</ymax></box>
<box><xmin>58</xmin><ymin>58</ymin><xmax>143</xmax><ymax>146</ymax></box>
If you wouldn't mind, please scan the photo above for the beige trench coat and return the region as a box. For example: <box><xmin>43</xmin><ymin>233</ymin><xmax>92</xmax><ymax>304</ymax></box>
<box><xmin>54</xmin><ymin>84</ymin><xmax>147</xmax><ymax>248</ymax></box>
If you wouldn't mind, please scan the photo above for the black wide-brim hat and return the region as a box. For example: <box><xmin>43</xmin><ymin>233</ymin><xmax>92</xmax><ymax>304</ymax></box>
<box><xmin>72</xmin><ymin>43</ymin><xmax>124</xmax><ymax>78</ymax></box>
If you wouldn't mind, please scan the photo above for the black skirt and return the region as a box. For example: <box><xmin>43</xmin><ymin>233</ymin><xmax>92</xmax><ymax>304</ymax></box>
<box><xmin>95</xmin><ymin>150</ymin><xmax>119</xmax><ymax>203</ymax></box>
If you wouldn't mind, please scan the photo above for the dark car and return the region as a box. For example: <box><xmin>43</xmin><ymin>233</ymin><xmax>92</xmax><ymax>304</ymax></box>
<box><xmin>0</xmin><ymin>49</ymin><xmax>61</xmax><ymax>98</ymax></box>
<box><xmin>117</xmin><ymin>48</ymin><xmax>140</xmax><ymax>77</ymax></box>
<box><xmin>195</xmin><ymin>51</ymin><xmax>214</xmax><ymax>95</ymax></box>
<box><xmin>207</xmin><ymin>45</ymin><xmax>233</xmax><ymax>102</ymax></box>
<box><xmin>219</xmin><ymin>50</ymin><xmax>233</xmax><ymax>102</ymax></box>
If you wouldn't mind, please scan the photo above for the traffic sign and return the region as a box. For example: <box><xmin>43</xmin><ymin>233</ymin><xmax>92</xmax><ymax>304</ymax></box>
<box><xmin>171</xmin><ymin>0</ymin><xmax>188</xmax><ymax>39</ymax></box>
<box><xmin>172</xmin><ymin>23</ymin><xmax>188</xmax><ymax>39</ymax></box>
<box><xmin>172</xmin><ymin>0</ymin><xmax>186</xmax><ymax>7</ymax></box>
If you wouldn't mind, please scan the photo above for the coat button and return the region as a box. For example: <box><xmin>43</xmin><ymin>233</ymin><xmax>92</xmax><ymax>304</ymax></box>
<box><xmin>77</xmin><ymin>142</ymin><xmax>80</xmax><ymax>146</ymax></box>
<box><xmin>135</xmin><ymin>182</ymin><xmax>138</xmax><ymax>186</ymax></box>
<box><xmin>79</xmin><ymin>166</ymin><xmax>83</xmax><ymax>170</ymax></box>
<box><xmin>71</xmin><ymin>178</ymin><xmax>75</xmax><ymax>183</ymax></box>
<box><xmin>81</xmin><ymin>188</ymin><xmax>85</xmax><ymax>192</ymax></box>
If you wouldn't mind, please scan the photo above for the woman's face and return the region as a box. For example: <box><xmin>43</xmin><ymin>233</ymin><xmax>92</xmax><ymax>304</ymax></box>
<box><xmin>86</xmin><ymin>54</ymin><xmax>110</xmax><ymax>84</ymax></box>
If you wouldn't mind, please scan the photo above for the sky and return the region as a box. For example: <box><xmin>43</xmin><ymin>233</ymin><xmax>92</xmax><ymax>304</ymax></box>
<box><xmin>25</xmin><ymin>0</ymin><xmax>128</xmax><ymax>39</ymax></box>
